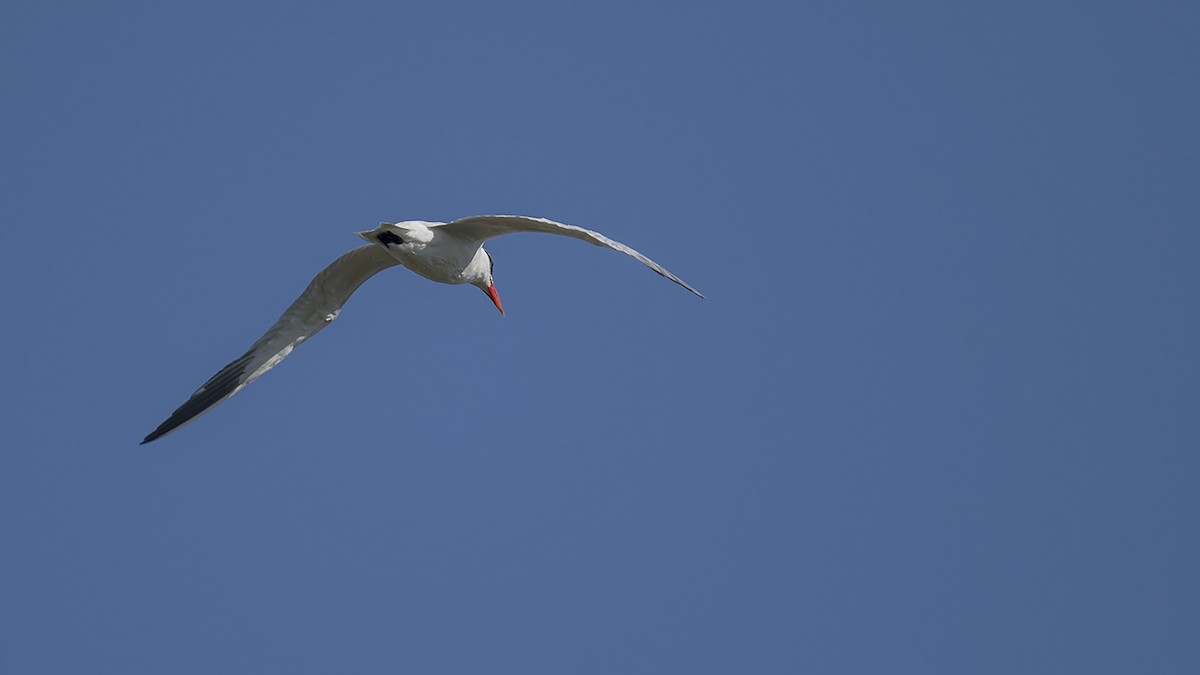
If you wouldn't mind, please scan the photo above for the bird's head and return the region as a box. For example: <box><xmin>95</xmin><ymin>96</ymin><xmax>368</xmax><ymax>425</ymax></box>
<box><xmin>470</xmin><ymin>248</ymin><xmax>504</xmax><ymax>316</ymax></box>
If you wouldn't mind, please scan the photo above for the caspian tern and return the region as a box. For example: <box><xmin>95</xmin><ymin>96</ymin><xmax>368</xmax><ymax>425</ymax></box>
<box><xmin>141</xmin><ymin>215</ymin><xmax>703</xmax><ymax>444</ymax></box>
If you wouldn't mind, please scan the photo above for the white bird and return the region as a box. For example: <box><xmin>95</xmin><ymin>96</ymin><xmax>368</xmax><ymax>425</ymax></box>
<box><xmin>141</xmin><ymin>215</ymin><xmax>703</xmax><ymax>444</ymax></box>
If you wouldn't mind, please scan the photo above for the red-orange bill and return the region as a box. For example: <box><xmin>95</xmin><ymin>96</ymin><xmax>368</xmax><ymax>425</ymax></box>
<box><xmin>485</xmin><ymin>281</ymin><xmax>504</xmax><ymax>315</ymax></box>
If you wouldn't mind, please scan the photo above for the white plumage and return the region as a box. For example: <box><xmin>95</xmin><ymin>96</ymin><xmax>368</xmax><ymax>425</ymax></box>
<box><xmin>142</xmin><ymin>215</ymin><xmax>702</xmax><ymax>444</ymax></box>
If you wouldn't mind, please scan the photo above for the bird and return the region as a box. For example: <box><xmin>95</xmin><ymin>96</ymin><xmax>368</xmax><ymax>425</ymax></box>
<box><xmin>141</xmin><ymin>215</ymin><xmax>704</xmax><ymax>444</ymax></box>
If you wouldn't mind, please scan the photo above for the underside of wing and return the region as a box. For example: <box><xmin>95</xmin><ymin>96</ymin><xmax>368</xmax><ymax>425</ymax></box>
<box><xmin>141</xmin><ymin>245</ymin><xmax>400</xmax><ymax>444</ymax></box>
<box><xmin>436</xmin><ymin>215</ymin><xmax>705</xmax><ymax>298</ymax></box>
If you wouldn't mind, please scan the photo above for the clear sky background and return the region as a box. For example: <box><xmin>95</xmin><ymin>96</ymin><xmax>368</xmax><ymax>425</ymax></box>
<box><xmin>2</xmin><ymin>1</ymin><xmax>1198</xmax><ymax>672</ymax></box>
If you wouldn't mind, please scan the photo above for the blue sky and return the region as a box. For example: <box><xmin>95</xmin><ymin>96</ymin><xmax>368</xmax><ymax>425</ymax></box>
<box><xmin>2</xmin><ymin>1</ymin><xmax>1198</xmax><ymax>672</ymax></box>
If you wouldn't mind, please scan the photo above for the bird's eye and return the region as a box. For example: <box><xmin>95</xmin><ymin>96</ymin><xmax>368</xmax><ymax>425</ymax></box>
<box><xmin>377</xmin><ymin>231</ymin><xmax>404</xmax><ymax>246</ymax></box>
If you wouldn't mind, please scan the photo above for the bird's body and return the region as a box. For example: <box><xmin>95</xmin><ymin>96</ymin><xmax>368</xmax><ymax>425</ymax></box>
<box><xmin>366</xmin><ymin>220</ymin><xmax>491</xmax><ymax>287</ymax></box>
<box><xmin>142</xmin><ymin>215</ymin><xmax>703</xmax><ymax>444</ymax></box>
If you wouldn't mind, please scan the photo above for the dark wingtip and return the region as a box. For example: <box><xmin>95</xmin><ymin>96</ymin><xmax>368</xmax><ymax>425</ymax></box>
<box><xmin>141</xmin><ymin>426</ymin><xmax>169</xmax><ymax>445</ymax></box>
<box><xmin>140</xmin><ymin>351</ymin><xmax>256</xmax><ymax>447</ymax></box>
<box><xmin>140</xmin><ymin>412</ymin><xmax>196</xmax><ymax>445</ymax></box>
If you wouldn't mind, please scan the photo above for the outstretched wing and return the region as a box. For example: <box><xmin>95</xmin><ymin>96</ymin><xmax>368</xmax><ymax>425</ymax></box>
<box><xmin>142</xmin><ymin>245</ymin><xmax>401</xmax><ymax>444</ymax></box>
<box><xmin>434</xmin><ymin>215</ymin><xmax>705</xmax><ymax>298</ymax></box>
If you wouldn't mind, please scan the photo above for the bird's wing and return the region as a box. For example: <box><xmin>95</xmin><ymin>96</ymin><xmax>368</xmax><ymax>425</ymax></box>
<box><xmin>142</xmin><ymin>244</ymin><xmax>401</xmax><ymax>444</ymax></box>
<box><xmin>434</xmin><ymin>215</ymin><xmax>705</xmax><ymax>298</ymax></box>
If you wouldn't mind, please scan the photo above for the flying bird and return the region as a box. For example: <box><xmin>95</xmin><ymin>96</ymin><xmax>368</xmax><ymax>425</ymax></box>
<box><xmin>141</xmin><ymin>215</ymin><xmax>703</xmax><ymax>444</ymax></box>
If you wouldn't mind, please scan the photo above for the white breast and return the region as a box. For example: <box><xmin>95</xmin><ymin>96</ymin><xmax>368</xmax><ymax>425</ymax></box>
<box><xmin>387</xmin><ymin>230</ymin><xmax>484</xmax><ymax>286</ymax></box>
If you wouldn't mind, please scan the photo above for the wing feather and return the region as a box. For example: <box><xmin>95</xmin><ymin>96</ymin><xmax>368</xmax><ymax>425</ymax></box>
<box><xmin>435</xmin><ymin>215</ymin><xmax>705</xmax><ymax>298</ymax></box>
<box><xmin>141</xmin><ymin>245</ymin><xmax>400</xmax><ymax>444</ymax></box>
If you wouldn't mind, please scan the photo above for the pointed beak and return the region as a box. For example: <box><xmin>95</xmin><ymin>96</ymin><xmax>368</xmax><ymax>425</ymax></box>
<box><xmin>356</xmin><ymin>230</ymin><xmax>374</xmax><ymax>243</ymax></box>
<box><xmin>484</xmin><ymin>281</ymin><xmax>504</xmax><ymax>315</ymax></box>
